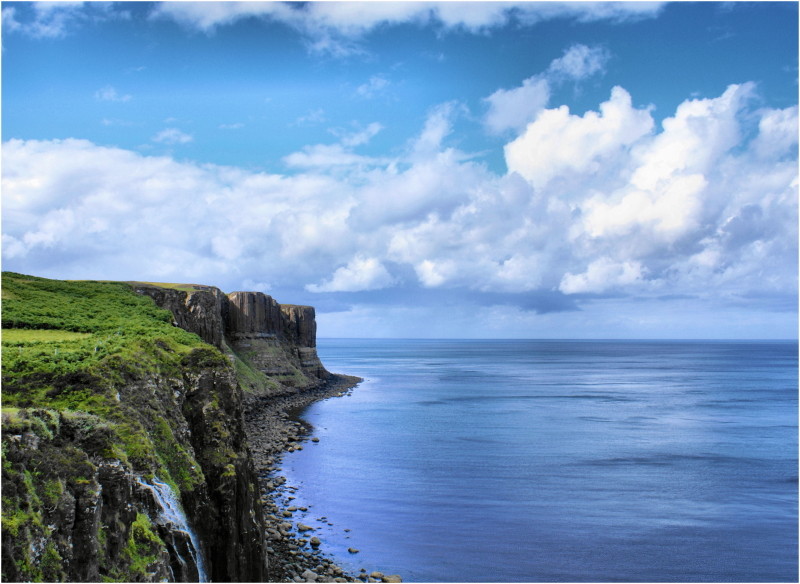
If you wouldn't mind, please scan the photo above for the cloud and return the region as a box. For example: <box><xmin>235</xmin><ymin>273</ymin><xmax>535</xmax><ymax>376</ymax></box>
<box><xmin>515</xmin><ymin>2</ymin><xmax>667</xmax><ymax>25</ymax></box>
<box><xmin>241</xmin><ymin>279</ymin><xmax>272</xmax><ymax>293</ymax></box>
<box><xmin>307</xmin><ymin>256</ymin><xmax>395</xmax><ymax>292</ymax></box>
<box><xmin>483</xmin><ymin>44</ymin><xmax>608</xmax><ymax>135</ymax></box>
<box><xmin>95</xmin><ymin>85</ymin><xmax>132</xmax><ymax>103</ymax></box>
<box><xmin>504</xmin><ymin>86</ymin><xmax>654</xmax><ymax>190</ymax></box>
<box><xmin>2</xmin><ymin>83</ymin><xmax>795</xmax><ymax>327</ymax></box>
<box><xmin>411</xmin><ymin>101</ymin><xmax>466</xmax><ymax>158</ymax></box>
<box><xmin>283</xmin><ymin>144</ymin><xmax>376</xmax><ymax>169</ymax></box>
<box><xmin>101</xmin><ymin>118</ymin><xmax>135</xmax><ymax>127</ymax></box>
<box><xmin>574</xmin><ymin>83</ymin><xmax>758</xmax><ymax>251</ymax></box>
<box><xmin>1</xmin><ymin>138</ymin><xmax>352</xmax><ymax>286</ymax></box>
<box><xmin>548</xmin><ymin>44</ymin><xmax>610</xmax><ymax>80</ymax></box>
<box><xmin>559</xmin><ymin>257</ymin><xmax>644</xmax><ymax>294</ymax></box>
<box><xmin>751</xmin><ymin>104</ymin><xmax>798</xmax><ymax>160</ymax></box>
<box><xmin>356</xmin><ymin>76</ymin><xmax>391</xmax><ymax>99</ymax></box>
<box><xmin>338</xmin><ymin>122</ymin><xmax>384</xmax><ymax>148</ymax></box>
<box><xmin>150</xmin><ymin>2</ymin><xmax>666</xmax><ymax>55</ymax></box>
<box><xmin>484</xmin><ymin>77</ymin><xmax>551</xmax><ymax>135</ymax></box>
<box><xmin>148</xmin><ymin>1</ymin><xmax>292</xmax><ymax>33</ymax></box>
<box><xmin>2</xmin><ymin>2</ymin><xmax>129</xmax><ymax>38</ymax></box>
<box><xmin>152</xmin><ymin>128</ymin><xmax>193</xmax><ymax>145</ymax></box>
<box><xmin>2</xmin><ymin>2</ymin><xmax>84</xmax><ymax>38</ymax></box>
<box><xmin>283</xmin><ymin>123</ymin><xmax>384</xmax><ymax>169</ymax></box>
<box><xmin>294</xmin><ymin>109</ymin><xmax>326</xmax><ymax>126</ymax></box>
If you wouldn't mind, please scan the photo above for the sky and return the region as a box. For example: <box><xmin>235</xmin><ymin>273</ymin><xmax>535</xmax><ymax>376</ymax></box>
<box><xmin>1</xmin><ymin>1</ymin><xmax>798</xmax><ymax>339</ymax></box>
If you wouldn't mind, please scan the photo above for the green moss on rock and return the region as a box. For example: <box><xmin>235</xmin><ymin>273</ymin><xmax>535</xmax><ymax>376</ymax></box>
<box><xmin>124</xmin><ymin>513</ymin><xmax>165</xmax><ymax>579</ymax></box>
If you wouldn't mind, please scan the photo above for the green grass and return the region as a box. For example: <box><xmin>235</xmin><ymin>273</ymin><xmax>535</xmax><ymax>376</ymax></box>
<box><xmin>130</xmin><ymin>281</ymin><xmax>214</xmax><ymax>292</ymax></box>
<box><xmin>1</xmin><ymin>272</ymin><xmax>206</xmax><ymax>395</ymax></box>
<box><xmin>2</xmin><ymin>329</ymin><xmax>92</xmax><ymax>343</ymax></box>
<box><xmin>0</xmin><ymin>272</ymin><xmax>248</xmax><ymax>582</ymax></box>
<box><xmin>0</xmin><ymin>272</ymin><xmax>216</xmax><ymax>486</ymax></box>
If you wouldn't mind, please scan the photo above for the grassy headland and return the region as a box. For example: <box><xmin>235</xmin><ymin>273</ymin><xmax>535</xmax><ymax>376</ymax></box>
<box><xmin>1</xmin><ymin>272</ymin><xmax>240</xmax><ymax>581</ymax></box>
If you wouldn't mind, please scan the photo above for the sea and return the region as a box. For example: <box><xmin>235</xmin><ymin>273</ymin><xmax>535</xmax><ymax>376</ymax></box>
<box><xmin>278</xmin><ymin>339</ymin><xmax>798</xmax><ymax>582</ymax></box>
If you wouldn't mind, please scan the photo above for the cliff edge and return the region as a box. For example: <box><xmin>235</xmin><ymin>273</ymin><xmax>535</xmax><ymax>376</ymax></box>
<box><xmin>1</xmin><ymin>273</ymin><xmax>333</xmax><ymax>582</ymax></box>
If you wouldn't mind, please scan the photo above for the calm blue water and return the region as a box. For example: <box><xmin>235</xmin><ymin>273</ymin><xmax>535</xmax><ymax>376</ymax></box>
<box><xmin>279</xmin><ymin>340</ymin><xmax>798</xmax><ymax>582</ymax></box>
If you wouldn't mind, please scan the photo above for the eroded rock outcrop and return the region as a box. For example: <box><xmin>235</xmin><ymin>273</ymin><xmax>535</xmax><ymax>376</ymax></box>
<box><xmin>133</xmin><ymin>284</ymin><xmax>227</xmax><ymax>348</ymax></box>
<box><xmin>280</xmin><ymin>305</ymin><xmax>317</xmax><ymax>348</ymax></box>
<box><xmin>226</xmin><ymin>291</ymin><xmax>283</xmax><ymax>339</ymax></box>
<box><xmin>179</xmin><ymin>351</ymin><xmax>267</xmax><ymax>582</ymax></box>
<box><xmin>3</xmin><ymin>410</ymin><xmax>202</xmax><ymax>582</ymax></box>
<box><xmin>137</xmin><ymin>286</ymin><xmax>330</xmax><ymax>393</ymax></box>
<box><xmin>224</xmin><ymin>292</ymin><xmax>328</xmax><ymax>388</ymax></box>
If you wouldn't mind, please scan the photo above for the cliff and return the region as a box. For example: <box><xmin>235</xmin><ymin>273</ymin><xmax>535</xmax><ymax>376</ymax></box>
<box><xmin>1</xmin><ymin>273</ymin><xmax>331</xmax><ymax>582</ymax></box>
<box><xmin>132</xmin><ymin>285</ymin><xmax>329</xmax><ymax>392</ymax></box>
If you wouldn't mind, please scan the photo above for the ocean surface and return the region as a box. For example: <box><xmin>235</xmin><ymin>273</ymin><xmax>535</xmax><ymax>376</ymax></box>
<box><xmin>278</xmin><ymin>339</ymin><xmax>798</xmax><ymax>582</ymax></box>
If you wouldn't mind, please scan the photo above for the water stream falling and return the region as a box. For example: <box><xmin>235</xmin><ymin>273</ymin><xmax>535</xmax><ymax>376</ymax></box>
<box><xmin>138</xmin><ymin>477</ymin><xmax>208</xmax><ymax>582</ymax></box>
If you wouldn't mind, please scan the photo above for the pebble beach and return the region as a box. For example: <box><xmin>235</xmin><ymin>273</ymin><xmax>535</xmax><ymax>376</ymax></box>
<box><xmin>244</xmin><ymin>374</ymin><xmax>403</xmax><ymax>584</ymax></box>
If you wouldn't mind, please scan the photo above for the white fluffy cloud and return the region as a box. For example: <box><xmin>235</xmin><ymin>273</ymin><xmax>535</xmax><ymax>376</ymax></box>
<box><xmin>2</xmin><ymin>2</ymin><xmax>129</xmax><ymax>38</ymax></box>
<box><xmin>3</xmin><ymin>2</ymin><xmax>86</xmax><ymax>38</ymax></box>
<box><xmin>484</xmin><ymin>44</ymin><xmax>609</xmax><ymax>135</ymax></box>
<box><xmin>560</xmin><ymin>258</ymin><xmax>644</xmax><ymax>294</ymax></box>
<box><xmin>283</xmin><ymin>123</ymin><xmax>384</xmax><ymax>168</ymax></box>
<box><xmin>150</xmin><ymin>1</ymin><xmax>663</xmax><ymax>33</ymax></box>
<box><xmin>148</xmin><ymin>1</ymin><xmax>292</xmax><ymax>33</ymax></box>
<box><xmin>307</xmin><ymin>256</ymin><xmax>395</xmax><ymax>292</ymax></box>
<box><xmin>505</xmin><ymin>86</ymin><xmax>654</xmax><ymax>191</ymax></box>
<box><xmin>484</xmin><ymin>77</ymin><xmax>551</xmax><ymax>135</ymax></box>
<box><xmin>2</xmin><ymin>84</ymin><xmax>796</xmax><ymax>321</ymax></box>
<box><xmin>548</xmin><ymin>44</ymin><xmax>610</xmax><ymax>80</ymax></box>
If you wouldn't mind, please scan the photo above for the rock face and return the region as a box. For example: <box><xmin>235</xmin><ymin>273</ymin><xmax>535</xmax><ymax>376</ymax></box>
<box><xmin>1</xmin><ymin>276</ymin><xmax>333</xmax><ymax>583</ymax></box>
<box><xmin>280</xmin><ymin>304</ymin><xmax>317</xmax><ymax>348</ymax></box>
<box><xmin>137</xmin><ymin>286</ymin><xmax>330</xmax><ymax>393</ymax></box>
<box><xmin>1</xmin><ymin>350</ymin><xmax>269</xmax><ymax>583</ymax></box>
<box><xmin>132</xmin><ymin>284</ymin><xmax>227</xmax><ymax>348</ymax></box>
<box><xmin>179</xmin><ymin>353</ymin><xmax>268</xmax><ymax>582</ymax></box>
<box><xmin>226</xmin><ymin>291</ymin><xmax>283</xmax><ymax>339</ymax></box>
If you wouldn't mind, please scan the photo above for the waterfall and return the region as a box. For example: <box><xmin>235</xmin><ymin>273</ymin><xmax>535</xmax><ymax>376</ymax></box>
<box><xmin>138</xmin><ymin>477</ymin><xmax>208</xmax><ymax>583</ymax></box>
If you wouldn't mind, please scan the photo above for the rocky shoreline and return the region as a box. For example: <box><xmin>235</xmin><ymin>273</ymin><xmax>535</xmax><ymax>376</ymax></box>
<box><xmin>244</xmin><ymin>374</ymin><xmax>403</xmax><ymax>584</ymax></box>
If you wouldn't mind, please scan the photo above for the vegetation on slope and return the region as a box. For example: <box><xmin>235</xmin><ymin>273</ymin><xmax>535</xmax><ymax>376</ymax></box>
<box><xmin>1</xmin><ymin>272</ymin><xmax>230</xmax><ymax>581</ymax></box>
<box><xmin>1</xmin><ymin>272</ymin><xmax>213</xmax><ymax>475</ymax></box>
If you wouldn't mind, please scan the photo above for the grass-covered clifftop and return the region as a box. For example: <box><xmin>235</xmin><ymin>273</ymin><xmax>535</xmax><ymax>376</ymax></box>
<box><xmin>2</xmin><ymin>273</ymin><xmax>212</xmax><ymax>486</ymax></box>
<box><xmin>1</xmin><ymin>272</ymin><xmax>267</xmax><ymax>582</ymax></box>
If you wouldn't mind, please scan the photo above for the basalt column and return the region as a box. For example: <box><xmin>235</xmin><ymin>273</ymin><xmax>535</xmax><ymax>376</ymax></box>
<box><xmin>226</xmin><ymin>291</ymin><xmax>283</xmax><ymax>339</ymax></box>
<box><xmin>281</xmin><ymin>305</ymin><xmax>328</xmax><ymax>379</ymax></box>
<box><xmin>225</xmin><ymin>292</ymin><xmax>329</xmax><ymax>389</ymax></box>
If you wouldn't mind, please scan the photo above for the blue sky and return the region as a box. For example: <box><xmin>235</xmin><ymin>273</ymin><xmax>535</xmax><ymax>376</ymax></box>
<box><xmin>2</xmin><ymin>1</ymin><xmax>798</xmax><ymax>339</ymax></box>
